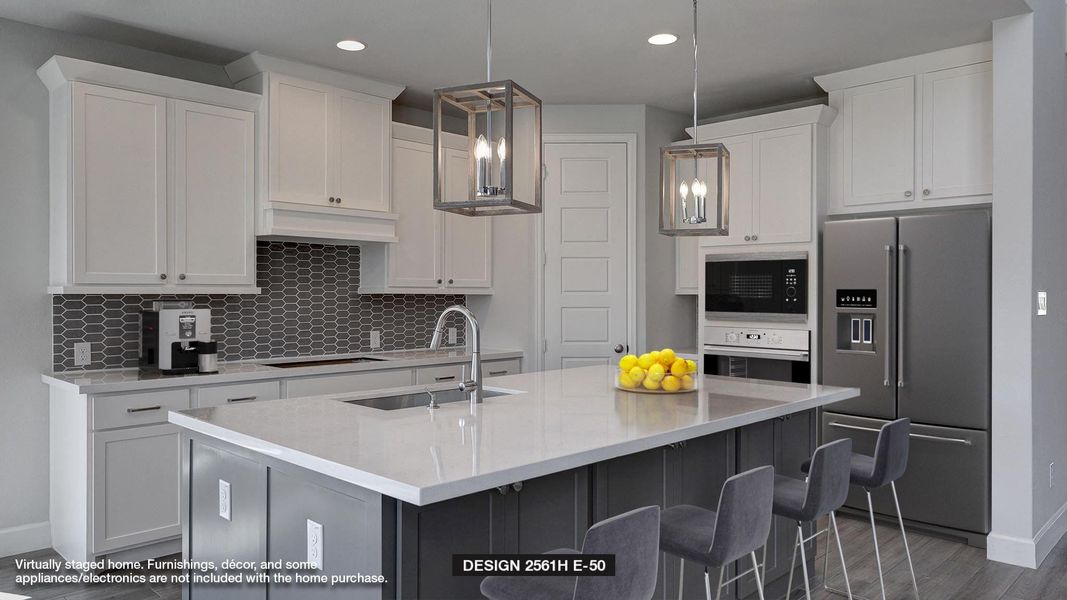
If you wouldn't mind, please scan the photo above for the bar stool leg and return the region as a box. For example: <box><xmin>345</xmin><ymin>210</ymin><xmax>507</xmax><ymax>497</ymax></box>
<box><xmin>892</xmin><ymin>482</ymin><xmax>920</xmax><ymax>599</ymax></box>
<box><xmin>678</xmin><ymin>558</ymin><xmax>685</xmax><ymax>600</ymax></box>
<box><xmin>786</xmin><ymin>526</ymin><xmax>800</xmax><ymax>598</ymax></box>
<box><xmin>797</xmin><ymin>523</ymin><xmax>813</xmax><ymax>600</ymax></box>
<box><xmin>830</xmin><ymin>511</ymin><xmax>854</xmax><ymax>599</ymax></box>
<box><xmin>866</xmin><ymin>491</ymin><xmax>888</xmax><ymax>600</ymax></box>
<box><xmin>750</xmin><ymin>551</ymin><xmax>766</xmax><ymax>600</ymax></box>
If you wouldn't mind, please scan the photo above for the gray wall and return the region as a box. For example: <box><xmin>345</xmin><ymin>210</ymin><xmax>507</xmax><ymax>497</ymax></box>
<box><xmin>0</xmin><ymin>17</ymin><xmax>235</xmax><ymax>555</ymax></box>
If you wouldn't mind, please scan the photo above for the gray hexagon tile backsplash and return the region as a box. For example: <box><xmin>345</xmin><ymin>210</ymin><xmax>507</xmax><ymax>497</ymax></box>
<box><xmin>52</xmin><ymin>241</ymin><xmax>467</xmax><ymax>371</ymax></box>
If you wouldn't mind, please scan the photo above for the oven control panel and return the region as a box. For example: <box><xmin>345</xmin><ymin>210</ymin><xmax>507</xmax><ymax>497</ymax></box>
<box><xmin>704</xmin><ymin>326</ymin><xmax>810</xmax><ymax>352</ymax></box>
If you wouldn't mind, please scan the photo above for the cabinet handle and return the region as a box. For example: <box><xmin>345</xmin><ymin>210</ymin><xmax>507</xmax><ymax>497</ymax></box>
<box><xmin>448</xmin><ymin>279</ymin><xmax>454</xmax><ymax>284</ymax></box>
<box><xmin>127</xmin><ymin>405</ymin><xmax>162</xmax><ymax>413</ymax></box>
<box><xmin>179</xmin><ymin>274</ymin><xmax>186</xmax><ymax>281</ymax></box>
<box><xmin>751</xmin><ymin>235</ymin><xmax>758</xmax><ymax>241</ymax></box>
<box><xmin>489</xmin><ymin>370</ymin><xmax>508</xmax><ymax>376</ymax></box>
<box><xmin>159</xmin><ymin>273</ymin><xmax>167</xmax><ymax>280</ymax></box>
<box><xmin>511</xmin><ymin>482</ymin><xmax>523</xmax><ymax>493</ymax></box>
<box><xmin>904</xmin><ymin>190</ymin><xmax>913</xmax><ymax>198</ymax></box>
<box><xmin>437</xmin><ymin>279</ymin><xmax>443</xmax><ymax>284</ymax></box>
<box><xmin>922</xmin><ymin>189</ymin><xmax>931</xmax><ymax>196</ymax></box>
<box><xmin>227</xmin><ymin>396</ymin><xmax>257</xmax><ymax>403</ymax></box>
<box><xmin>336</xmin><ymin>197</ymin><xmax>342</xmax><ymax>204</ymax></box>
<box><xmin>434</xmin><ymin>375</ymin><xmax>456</xmax><ymax>382</ymax></box>
<box><xmin>328</xmin><ymin>197</ymin><xmax>336</xmax><ymax>203</ymax></box>
<box><xmin>744</xmin><ymin>235</ymin><xmax>751</xmax><ymax>241</ymax></box>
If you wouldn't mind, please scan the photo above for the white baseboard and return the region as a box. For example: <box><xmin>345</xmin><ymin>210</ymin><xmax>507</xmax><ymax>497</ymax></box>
<box><xmin>988</xmin><ymin>499</ymin><xmax>1067</xmax><ymax>569</ymax></box>
<box><xmin>0</xmin><ymin>521</ymin><xmax>51</xmax><ymax>559</ymax></box>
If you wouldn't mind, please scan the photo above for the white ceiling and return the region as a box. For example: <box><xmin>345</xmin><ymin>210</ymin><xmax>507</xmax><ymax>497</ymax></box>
<box><xmin>0</xmin><ymin>0</ymin><xmax>1028</xmax><ymax>116</ymax></box>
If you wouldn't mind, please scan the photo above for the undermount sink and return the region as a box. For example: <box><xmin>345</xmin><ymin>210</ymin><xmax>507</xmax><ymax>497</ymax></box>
<box><xmin>264</xmin><ymin>356</ymin><xmax>388</xmax><ymax>368</ymax></box>
<box><xmin>344</xmin><ymin>388</ymin><xmax>516</xmax><ymax>411</ymax></box>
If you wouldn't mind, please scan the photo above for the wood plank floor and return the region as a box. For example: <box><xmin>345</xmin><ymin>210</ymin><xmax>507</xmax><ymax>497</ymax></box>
<box><xmin>1</xmin><ymin>514</ymin><xmax>1065</xmax><ymax>599</ymax></box>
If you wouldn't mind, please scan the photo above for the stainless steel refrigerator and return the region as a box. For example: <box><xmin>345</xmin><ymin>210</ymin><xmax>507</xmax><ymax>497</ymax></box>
<box><xmin>821</xmin><ymin>210</ymin><xmax>990</xmax><ymax>543</ymax></box>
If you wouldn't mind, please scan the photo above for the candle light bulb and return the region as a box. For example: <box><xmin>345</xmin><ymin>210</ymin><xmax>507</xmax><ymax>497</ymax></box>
<box><xmin>497</xmin><ymin>137</ymin><xmax>507</xmax><ymax>161</ymax></box>
<box><xmin>475</xmin><ymin>135</ymin><xmax>491</xmax><ymax>159</ymax></box>
<box><xmin>692</xmin><ymin>179</ymin><xmax>707</xmax><ymax>199</ymax></box>
<box><xmin>679</xmin><ymin>181</ymin><xmax>689</xmax><ymax>199</ymax></box>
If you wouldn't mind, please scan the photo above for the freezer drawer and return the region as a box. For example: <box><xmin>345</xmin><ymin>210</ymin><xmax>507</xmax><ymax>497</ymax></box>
<box><xmin>821</xmin><ymin>412</ymin><xmax>989</xmax><ymax>534</ymax></box>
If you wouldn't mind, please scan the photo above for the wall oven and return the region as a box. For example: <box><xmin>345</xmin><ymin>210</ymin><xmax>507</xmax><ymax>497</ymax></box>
<box><xmin>703</xmin><ymin>326</ymin><xmax>810</xmax><ymax>384</ymax></box>
<box><xmin>705</xmin><ymin>252</ymin><xmax>808</xmax><ymax>321</ymax></box>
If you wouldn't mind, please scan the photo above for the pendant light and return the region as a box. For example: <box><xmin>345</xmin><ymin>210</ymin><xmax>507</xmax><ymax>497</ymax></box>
<box><xmin>433</xmin><ymin>0</ymin><xmax>542</xmax><ymax>216</ymax></box>
<box><xmin>659</xmin><ymin>0</ymin><xmax>730</xmax><ymax>236</ymax></box>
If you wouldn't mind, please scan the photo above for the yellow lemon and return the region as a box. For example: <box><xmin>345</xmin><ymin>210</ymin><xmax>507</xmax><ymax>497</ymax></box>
<box><xmin>619</xmin><ymin>354</ymin><xmax>638</xmax><ymax>372</ymax></box>
<box><xmin>661</xmin><ymin>375</ymin><xmax>681</xmax><ymax>392</ymax></box>
<box><xmin>659</xmin><ymin>348</ymin><xmax>676</xmax><ymax>366</ymax></box>
<box><xmin>637</xmin><ymin>353</ymin><xmax>655</xmax><ymax>370</ymax></box>
<box><xmin>647</xmin><ymin>363</ymin><xmax>666</xmax><ymax>382</ymax></box>
<box><xmin>681</xmin><ymin>374</ymin><xmax>695</xmax><ymax>390</ymax></box>
<box><xmin>686</xmin><ymin>359</ymin><xmax>698</xmax><ymax>373</ymax></box>
<box><xmin>670</xmin><ymin>358</ymin><xmax>688</xmax><ymax>377</ymax></box>
<box><xmin>628</xmin><ymin>366</ymin><xmax>646</xmax><ymax>383</ymax></box>
<box><xmin>642</xmin><ymin>377</ymin><xmax>661</xmax><ymax>390</ymax></box>
<box><xmin>618</xmin><ymin>372</ymin><xmax>638</xmax><ymax>389</ymax></box>
<box><xmin>649</xmin><ymin>350</ymin><xmax>661</xmax><ymax>365</ymax></box>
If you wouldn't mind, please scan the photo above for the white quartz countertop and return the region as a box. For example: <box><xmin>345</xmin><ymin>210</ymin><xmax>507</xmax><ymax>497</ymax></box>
<box><xmin>169</xmin><ymin>365</ymin><xmax>859</xmax><ymax>506</ymax></box>
<box><xmin>41</xmin><ymin>348</ymin><xmax>523</xmax><ymax>394</ymax></box>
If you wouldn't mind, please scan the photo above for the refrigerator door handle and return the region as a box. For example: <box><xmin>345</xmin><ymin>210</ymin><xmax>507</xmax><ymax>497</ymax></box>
<box><xmin>828</xmin><ymin>422</ymin><xmax>975</xmax><ymax>447</ymax></box>
<box><xmin>884</xmin><ymin>244</ymin><xmax>895</xmax><ymax>387</ymax></box>
<box><xmin>828</xmin><ymin>421</ymin><xmax>882</xmax><ymax>434</ymax></box>
<box><xmin>897</xmin><ymin>244</ymin><xmax>907</xmax><ymax>388</ymax></box>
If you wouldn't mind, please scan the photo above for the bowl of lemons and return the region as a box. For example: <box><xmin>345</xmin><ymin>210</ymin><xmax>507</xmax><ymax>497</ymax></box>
<box><xmin>616</xmin><ymin>348</ymin><xmax>698</xmax><ymax>393</ymax></box>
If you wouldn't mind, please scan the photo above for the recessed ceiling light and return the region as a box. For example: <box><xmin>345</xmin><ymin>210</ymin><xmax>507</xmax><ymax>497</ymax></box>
<box><xmin>336</xmin><ymin>40</ymin><xmax>366</xmax><ymax>52</ymax></box>
<box><xmin>647</xmin><ymin>33</ymin><xmax>678</xmax><ymax>46</ymax></box>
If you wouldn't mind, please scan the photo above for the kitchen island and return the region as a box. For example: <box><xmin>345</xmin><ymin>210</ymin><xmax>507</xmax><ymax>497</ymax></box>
<box><xmin>170</xmin><ymin>365</ymin><xmax>858</xmax><ymax>599</ymax></box>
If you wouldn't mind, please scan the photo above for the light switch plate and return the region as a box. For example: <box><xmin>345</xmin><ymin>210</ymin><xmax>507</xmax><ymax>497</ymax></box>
<box><xmin>370</xmin><ymin>330</ymin><xmax>381</xmax><ymax>349</ymax></box>
<box><xmin>218</xmin><ymin>480</ymin><xmax>231</xmax><ymax>521</ymax></box>
<box><xmin>307</xmin><ymin>519</ymin><xmax>323</xmax><ymax>570</ymax></box>
<box><xmin>1038</xmin><ymin>291</ymin><xmax>1048</xmax><ymax>316</ymax></box>
<box><xmin>448</xmin><ymin>327</ymin><xmax>457</xmax><ymax>345</ymax></box>
<box><xmin>74</xmin><ymin>342</ymin><xmax>92</xmax><ymax>367</ymax></box>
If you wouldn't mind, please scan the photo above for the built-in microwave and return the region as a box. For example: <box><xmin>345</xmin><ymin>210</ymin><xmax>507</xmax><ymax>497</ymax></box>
<box><xmin>705</xmin><ymin>253</ymin><xmax>807</xmax><ymax>321</ymax></box>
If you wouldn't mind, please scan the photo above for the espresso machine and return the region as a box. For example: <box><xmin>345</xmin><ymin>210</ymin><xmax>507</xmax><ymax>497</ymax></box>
<box><xmin>140</xmin><ymin>302</ymin><xmax>214</xmax><ymax>374</ymax></box>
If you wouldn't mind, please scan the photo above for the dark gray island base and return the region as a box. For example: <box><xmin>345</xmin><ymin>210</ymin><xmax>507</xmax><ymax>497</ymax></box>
<box><xmin>180</xmin><ymin>412</ymin><xmax>818</xmax><ymax>600</ymax></box>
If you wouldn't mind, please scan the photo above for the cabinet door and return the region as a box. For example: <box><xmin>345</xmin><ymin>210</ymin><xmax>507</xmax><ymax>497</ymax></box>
<box><xmin>334</xmin><ymin>88</ymin><xmax>391</xmax><ymax>212</ymax></box>
<box><xmin>92</xmin><ymin>424</ymin><xmax>181</xmax><ymax>553</ymax></box>
<box><xmin>443</xmin><ymin>149</ymin><xmax>492</xmax><ymax>288</ymax></box>
<box><xmin>753</xmin><ymin>125</ymin><xmax>812</xmax><ymax>244</ymax></box>
<box><xmin>675</xmin><ymin>236</ymin><xmax>699</xmax><ymax>294</ymax></box>
<box><xmin>389</xmin><ymin>140</ymin><xmax>444</xmax><ymax>288</ymax></box>
<box><xmin>700</xmin><ymin>134</ymin><xmax>754</xmax><ymax>247</ymax></box>
<box><xmin>269</xmin><ymin>75</ymin><xmax>332</xmax><ymax>206</ymax></box>
<box><xmin>171</xmin><ymin>100</ymin><xmax>256</xmax><ymax>286</ymax></box>
<box><xmin>842</xmin><ymin>76</ymin><xmax>916</xmax><ymax>207</ymax></box>
<box><xmin>72</xmin><ymin>83</ymin><xmax>167</xmax><ymax>284</ymax></box>
<box><xmin>921</xmin><ymin>62</ymin><xmax>993</xmax><ymax>201</ymax></box>
<box><xmin>509</xmin><ymin>468</ymin><xmax>590</xmax><ymax>554</ymax></box>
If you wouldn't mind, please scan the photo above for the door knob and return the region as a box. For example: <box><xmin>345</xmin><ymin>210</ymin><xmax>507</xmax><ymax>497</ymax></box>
<box><xmin>613</xmin><ymin>344</ymin><xmax>624</xmax><ymax>354</ymax></box>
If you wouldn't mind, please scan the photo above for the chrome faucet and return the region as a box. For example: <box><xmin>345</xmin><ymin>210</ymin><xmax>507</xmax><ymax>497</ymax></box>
<box><xmin>429</xmin><ymin>305</ymin><xmax>482</xmax><ymax>409</ymax></box>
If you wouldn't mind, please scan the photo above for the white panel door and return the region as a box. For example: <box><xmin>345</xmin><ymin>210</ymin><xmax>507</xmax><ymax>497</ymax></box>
<box><xmin>698</xmin><ymin>134</ymin><xmax>754</xmax><ymax>246</ymax></box>
<box><xmin>72</xmin><ymin>83</ymin><xmax>167</xmax><ymax>284</ymax></box>
<box><xmin>389</xmin><ymin>139</ymin><xmax>444</xmax><ymax>288</ymax></box>
<box><xmin>752</xmin><ymin>125</ymin><xmax>812</xmax><ymax>244</ymax></box>
<box><xmin>921</xmin><ymin>62</ymin><xmax>993</xmax><ymax>201</ymax></box>
<box><xmin>842</xmin><ymin>76</ymin><xmax>916</xmax><ymax>207</ymax></box>
<box><xmin>268</xmin><ymin>75</ymin><xmax>331</xmax><ymax>206</ymax></box>
<box><xmin>444</xmin><ymin>148</ymin><xmax>492</xmax><ymax>288</ymax></box>
<box><xmin>544</xmin><ymin>143</ymin><xmax>628</xmax><ymax>370</ymax></box>
<box><xmin>171</xmin><ymin>100</ymin><xmax>256</xmax><ymax>286</ymax></box>
<box><xmin>335</xmin><ymin>88</ymin><xmax>390</xmax><ymax>212</ymax></box>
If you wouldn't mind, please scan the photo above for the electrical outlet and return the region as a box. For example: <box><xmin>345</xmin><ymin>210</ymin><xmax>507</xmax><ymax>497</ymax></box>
<box><xmin>369</xmin><ymin>330</ymin><xmax>381</xmax><ymax>349</ymax></box>
<box><xmin>218</xmin><ymin>480</ymin><xmax>231</xmax><ymax>521</ymax></box>
<box><xmin>1038</xmin><ymin>291</ymin><xmax>1048</xmax><ymax>316</ymax></box>
<box><xmin>307</xmin><ymin>519</ymin><xmax>323</xmax><ymax>570</ymax></box>
<box><xmin>448</xmin><ymin>327</ymin><xmax>457</xmax><ymax>345</ymax></box>
<box><xmin>74</xmin><ymin>342</ymin><xmax>92</xmax><ymax>367</ymax></box>
<box><xmin>1051</xmin><ymin>463</ymin><xmax>1056</xmax><ymax>489</ymax></box>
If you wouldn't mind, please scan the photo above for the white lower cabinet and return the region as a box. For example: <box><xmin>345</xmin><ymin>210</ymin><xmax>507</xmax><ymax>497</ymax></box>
<box><xmin>675</xmin><ymin>236</ymin><xmax>700</xmax><ymax>295</ymax></box>
<box><xmin>286</xmin><ymin>368</ymin><xmax>415</xmax><ymax>398</ymax></box>
<box><xmin>196</xmin><ymin>380</ymin><xmax>281</xmax><ymax>408</ymax></box>
<box><xmin>92</xmin><ymin>425</ymin><xmax>182</xmax><ymax>554</ymax></box>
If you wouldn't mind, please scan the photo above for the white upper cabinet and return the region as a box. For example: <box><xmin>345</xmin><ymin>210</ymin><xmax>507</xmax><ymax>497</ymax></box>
<box><xmin>753</xmin><ymin>125</ymin><xmax>813</xmax><ymax>244</ymax></box>
<box><xmin>841</xmin><ymin>77</ymin><xmax>915</xmax><ymax>208</ymax></box>
<box><xmin>72</xmin><ymin>83</ymin><xmax>168</xmax><ymax>285</ymax></box>
<box><xmin>698</xmin><ymin>134</ymin><xmax>754</xmax><ymax>247</ymax></box>
<box><xmin>39</xmin><ymin>57</ymin><xmax>262</xmax><ymax>294</ymax></box>
<box><xmin>359</xmin><ymin>124</ymin><xmax>493</xmax><ymax>294</ymax></box>
<box><xmin>921</xmin><ymin>62</ymin><xmax>993</xmax><ymax>201</ymax></box>
<box><xmin>171</xmin><ymin>100</ymin><xmax>256</xmax><ymax>286</ymax></box>
<box><xmin>227</xmin><ymin>53</ymin><xmax>404</xmax><ymax>244</ymax></box>
<box><xmin>817</xmin><ymin>43</ymin><xmax>993</xmax><ymax>215</ymax></box>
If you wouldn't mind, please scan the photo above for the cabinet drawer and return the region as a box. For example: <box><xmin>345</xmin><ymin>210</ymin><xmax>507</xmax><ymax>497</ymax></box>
<box><xmin>197</xmin><ymin>381</ymin><xmax>281</xmax><ymax>408</ymax></box>
<box><xmin>484</xmin><ymin>359</ymin><xmax>522</xmax><ymax>378</ymax></box>
<box><xmin>415</xmin><ymin>364</ymin><xmax>465</xmax><ymax>385</ymax></box>
<box><xmin>92</xmin><ymin>389</ymin><xmax>191</xmax><ymax>430</ymax></box>
<box><xmin>286</xmin><ymin>369</ymin><xmax>413</xmax><ymax>398</ymax></box>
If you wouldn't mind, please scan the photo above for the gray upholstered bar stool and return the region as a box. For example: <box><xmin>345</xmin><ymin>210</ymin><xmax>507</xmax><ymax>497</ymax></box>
<box><xmin>773</xmin><ymin>438</ymin><xmax>854</xmax><ymax>600</ymax></box>
<box><xmin>806</xmin><ymin>417</ymin><xmax>917</xmax><ymax>600</ymax></box>
<box><xmin>659</xmin><ymin>465</ymin><xmax>775</xmax><ymax>600</ymax></box>
<box><xmin>480</xmin><ymin>505</ymin><xmax>661</xmax><ymax>600</ymax></box>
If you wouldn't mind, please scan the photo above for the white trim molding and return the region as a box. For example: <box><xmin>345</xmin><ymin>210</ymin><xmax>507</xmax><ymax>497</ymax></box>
<box><xmin>225</xmin><ymin>52</ymin><xmax>404</xmax><ymax>99</ymax></box>
<box><xmin>0</xmin><ymin>521</ymin><xmax>50</xmax><ymax>559</ymax></box>
<box><xmin>814</xmin><ymin>41</ymin><xmax>992</xmax><ymax>92</ymax></box>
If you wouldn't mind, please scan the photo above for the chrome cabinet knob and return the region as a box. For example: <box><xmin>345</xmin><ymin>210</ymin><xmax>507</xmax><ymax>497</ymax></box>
<box><xmin>336</xmin><ymin>197</ymin><xmax>342</xmax><ymax>204</ymax></box>
<box><xmin>923</xmin><ymin>189</ymin><xmax>931</xmax><ymax>196</ymax></box>
<box><xmin>613</xmin><ymin>344</ymin><xmax>624</xmax><ymax>353</ymax></box>
<box><xmin>159</xmin><ymin>273</ymin><xmax>167</xmax><ymax>280</ymax></box>
<box><xmin>904</xmin><ymin>190</ymin><xmax>913</xmax><ymax>198</ymax></box>
<box><xmin>744</xmin><ymin>235</ymin><xmax>751</xmax><ymax>241</ymax></box>
<box><xmin>751</xmin><ymin>235</ymin><xmax>758</xmax><ymax>241</ymax></box>
<box><xmin>448</xmin><ymin>278</ymin><xmax>454</xmax><ymax>284</ymax></box>
<box><xmin>328</xmin><ymin>197</ymin><xmax>336</xmax><ymax>203</ymax></box>
<box><xmin>179</xmin><ymin>274</ymin><xmax>186</xmax><ymax>280</ymax></box>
